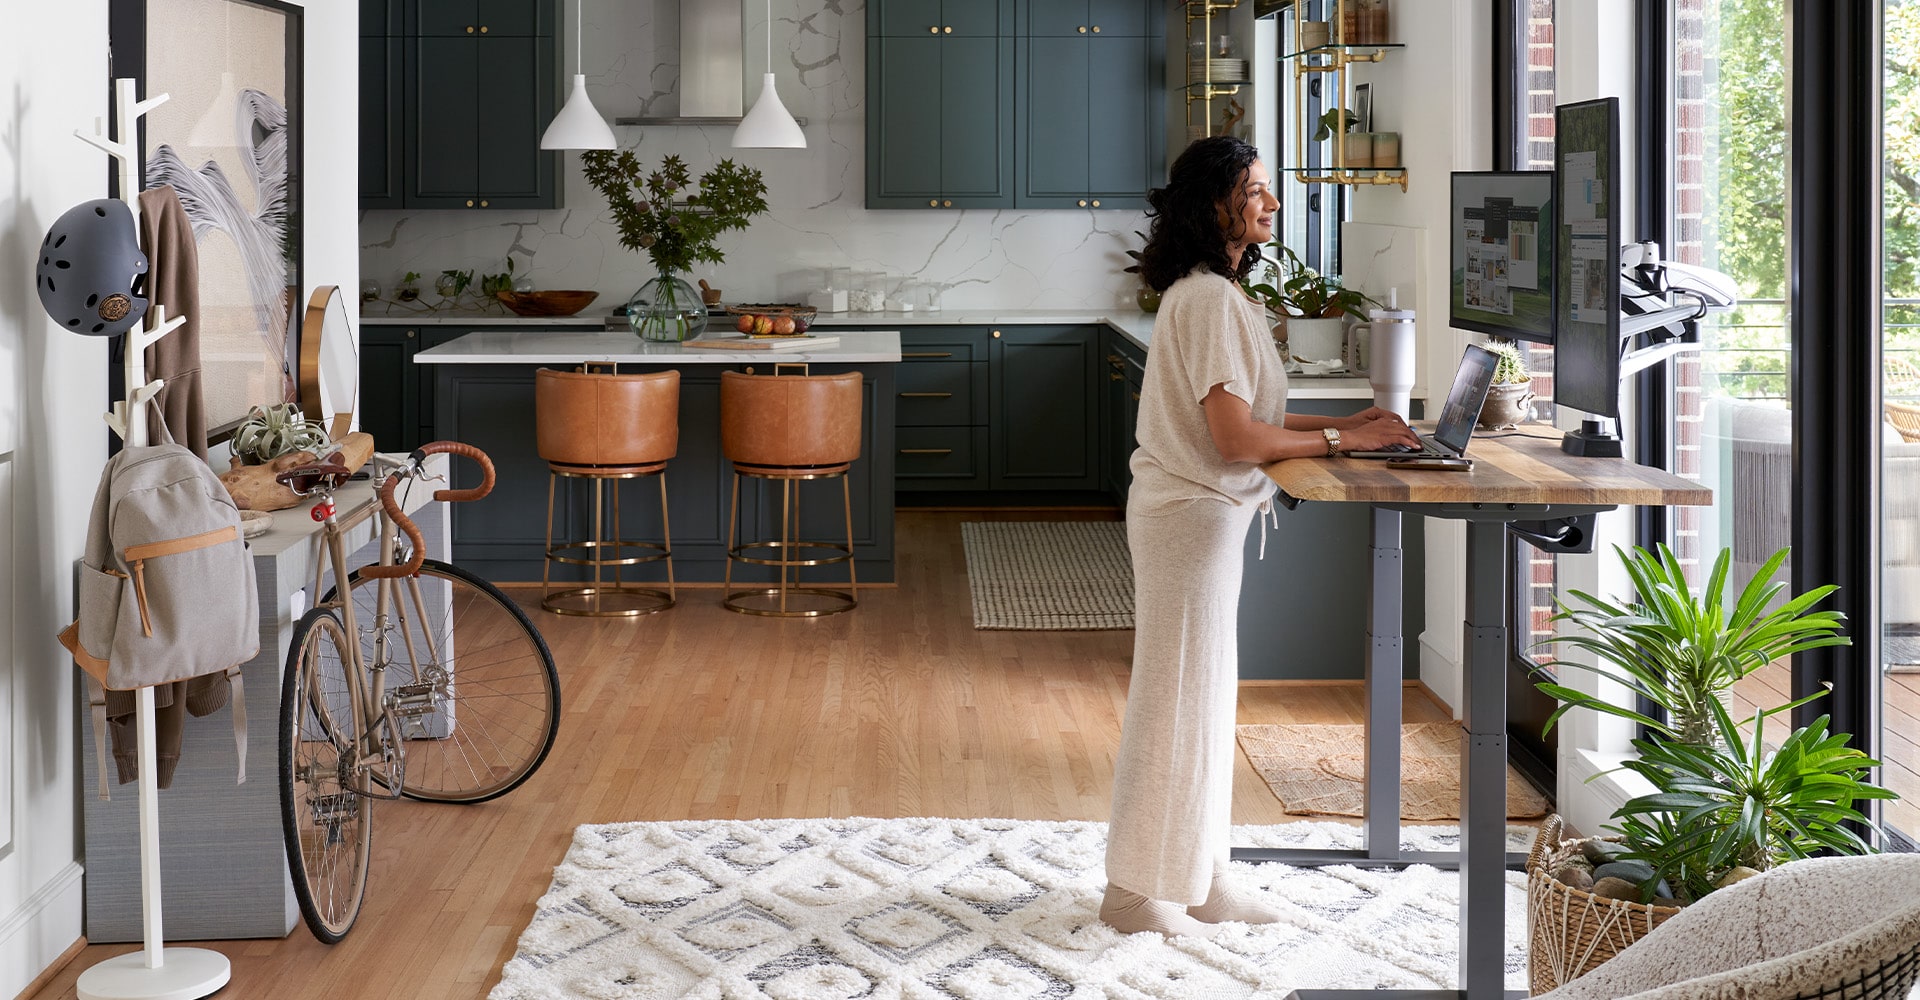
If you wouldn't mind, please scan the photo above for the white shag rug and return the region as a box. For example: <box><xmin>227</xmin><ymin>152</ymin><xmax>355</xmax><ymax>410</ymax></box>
<box><xmin>490</xmin><ymin>816</ymin><xmax>1530</xmax><ymax>999</ymax></box>
<box><xmin>960</xmin><ymin>521</ymin><xmax>1135</xmax><ymax>630</ymax></box>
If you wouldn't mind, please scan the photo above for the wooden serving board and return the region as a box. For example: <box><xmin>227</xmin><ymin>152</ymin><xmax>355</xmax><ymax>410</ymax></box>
<box><xmin>681</xmin><ymin>335</ymin><xmax>839</xmax><ymax>351</ymax></box>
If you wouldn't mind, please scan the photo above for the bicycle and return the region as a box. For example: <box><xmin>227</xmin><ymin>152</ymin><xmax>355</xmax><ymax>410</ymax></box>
<box><xmin>275</xmin><ymin>441</ymin><xmax>561</xmax><ymax>943</ymax></box>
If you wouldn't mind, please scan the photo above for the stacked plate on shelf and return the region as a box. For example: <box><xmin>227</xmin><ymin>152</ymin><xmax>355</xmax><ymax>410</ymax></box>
<box><xmin>1187</xmin><ymin>58</ymin><xmax>1248</xmax><ymax>84</ymax></box>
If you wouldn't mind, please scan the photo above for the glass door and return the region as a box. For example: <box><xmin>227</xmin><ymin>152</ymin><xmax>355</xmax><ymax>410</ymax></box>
<box><xmin>1880</xmin><ymin>0</ymin><xmax>1920</xmax><ymax>842</ymax></box>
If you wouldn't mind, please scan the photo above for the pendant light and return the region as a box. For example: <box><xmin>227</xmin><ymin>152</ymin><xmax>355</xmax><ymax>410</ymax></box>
<box><xmin>541</xmin><ymin>0</ymin><xmax>617</xmax><ymax>150</ymax></box>
<box><xmin>732</xmin><ymin>0</ymin><xmax>806</xmax><ymax>148</ymax></box>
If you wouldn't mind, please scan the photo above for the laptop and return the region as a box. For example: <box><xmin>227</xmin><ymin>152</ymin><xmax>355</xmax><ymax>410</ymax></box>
<box><xmin>1346</xmin><ymin>343</ymin><xmax>1503</xmax><ymax>459</ymax></box>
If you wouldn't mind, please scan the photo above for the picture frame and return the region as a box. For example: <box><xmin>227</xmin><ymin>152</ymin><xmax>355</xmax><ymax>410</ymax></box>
<box><xmin>1353</xmin><ymin>83</ymin><xmax>1374</xmax><ymax>134</ymax></box>
<box><xmin>109</xmin><ymin>0</ymin><xmax>304</xmax><ymax>441</ymax></box>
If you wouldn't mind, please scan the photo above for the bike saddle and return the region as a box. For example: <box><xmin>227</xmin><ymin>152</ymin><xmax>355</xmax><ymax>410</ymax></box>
<box><xmin>275</xmin><ymin>461</ymin><xmax>353</xmax><ymax>496</ymax></box>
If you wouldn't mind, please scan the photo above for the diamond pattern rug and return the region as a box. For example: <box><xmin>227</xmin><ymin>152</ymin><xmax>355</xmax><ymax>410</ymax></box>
<box><xmin>489</xmin><ymin>816</ymin><xmax>1529</xmax><ymax>998</ymax></box>
<box><xmin>961</xmin><ymin>521</ymin><xmax>1134</xmax><ymax>630</ymax></box>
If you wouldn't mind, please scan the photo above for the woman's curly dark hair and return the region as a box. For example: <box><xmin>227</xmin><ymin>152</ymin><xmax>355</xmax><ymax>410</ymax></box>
<box><xmin>1135</xmin><ymin>136</ymin><xmax>1264</xmax><ymax>293</ymax></box>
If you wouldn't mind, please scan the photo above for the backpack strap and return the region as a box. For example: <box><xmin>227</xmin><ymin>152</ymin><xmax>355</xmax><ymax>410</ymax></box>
<box><xmin>228</xmin><ymin>664</ymin><xmax>247</xmax><ymax>785</ymax></box>
<box><xmin>86</xmin><ymin>675</ymin><xmax>112</xmax><ymax>801</ymax></box>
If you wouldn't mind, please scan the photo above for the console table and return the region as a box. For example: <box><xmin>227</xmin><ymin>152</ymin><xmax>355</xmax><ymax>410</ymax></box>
<box><xmin>1255</xmin><ymin>429</ymin><xmax>1711</xmax><ymax>999</ymax></box>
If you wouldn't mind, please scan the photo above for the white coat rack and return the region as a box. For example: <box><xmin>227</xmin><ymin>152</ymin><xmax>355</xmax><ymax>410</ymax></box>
<box><xmin>69</xmin><ymin>77</ymin><xmax>232</xmax><ymax>1000</ymax></box>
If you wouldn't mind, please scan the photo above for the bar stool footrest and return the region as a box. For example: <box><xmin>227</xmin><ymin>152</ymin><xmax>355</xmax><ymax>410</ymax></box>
<box><xmin>723</xmin><ymin>587</ymin><xmax>857</xmax><ymax>617</ymax></box>
<box><xmin>548</xmin><ymin>539</ymin><xmax>672</xmax><ymax>569</ymax></box>
<box><xmin>726</xmin><ymin>539</ymin><xmax>854</xmax><ymax>570</ymax></box>
<box><xmin>543</xmin><ymin>585</ymin><xmax>676</xmax><ymax>617</ymax></box>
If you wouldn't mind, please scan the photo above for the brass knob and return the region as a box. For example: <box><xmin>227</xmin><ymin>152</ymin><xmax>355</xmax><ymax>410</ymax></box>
<box><xmin>466</xmin><ymin>25</ymin><xmax>474</xmax><ymax>33</ymax></box>
<box><xmin>1077</xmin><ymin>199</ymin><xmax>1087</xmax><ymax>207</ymax></box>
<box><xmin>992</xmin><ymin>329</ymin><xmax>1001</xmax><ymax>338</ymax></box>
<box><xmin>1110</xmin><ymin>372</ymin><xmax>1122</xmax><ymax>381</ymax></box>
<box><xmin>1092</xmin><ymin>25</ymin><xmax>1101</xmax><ymax>33</ymax></box>
<box><xmin>465</xmin><ymin>199</ymin><xmax>475</xmax><ymax>207</ymax></box>
<box><xmin>929</xmin><ymin>199</ymin><xmax>939</xmax><ymax>207</ymax></box>
<box><xmin>479</xmin><ymin>25</ymin><xmax>488</xmax><ymax>33</ymax></box>
<box><xmin>943</xmin><ymin>25</ymin><xmax>952</xmax><ymax>34</ymax></box>
<box><xmin>942</xmin><ymin>199</ymin><xmax>952</xmax><ymax>207</ymax></box>
<box><xmin>929</xmin><ymin>25</ymin><xmax>938</xmax><ymax>33</ymax></box>
<box><xmin>480</xmin><ymin>199</ymin><xmax>490</xmax><ymax>207</ymax></box>
<box><xmin>1091</xmin><ymin>199</ymin><xmax>1101</xmax><ymax>207</ymax></box>
<box><xmin>1078</xmin><ymin>25</ymin><xmax>1087</xmax><ymax>33</ymax></box>
<box><xmin>406</xmin><ymin>330</ymin><xmax>417</xmax><ymax>339</ymax></box>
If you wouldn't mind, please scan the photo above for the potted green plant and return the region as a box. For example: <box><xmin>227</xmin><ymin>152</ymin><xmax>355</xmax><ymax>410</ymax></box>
<box><xmin>1122</xmin><ymin>231</ymin><xmax>1158</xmax><ymax>312</ymax></box>
<box><xmin>1524</xmin><ymin>543</ymin><xmax>1895</xmax><ymax>988</ymax></box>
<box><xmin>582</xmin><ymin>150</ymin><xmax>769</xmax><ymax>341</ymax></box>
<box><xmin>1244</xmin><ymin>240</ymin><xmax>1380</xmax><ymax>364</ymax></box>
<box><xmin>395</xmin><ymin>271</ymin><xmax>422</xmax><ymax>303</ymax></box>
<box><xmin>1477</xmin><ymin>341</ymin><xmax>1536</xmax><ymax>429</ymax></box>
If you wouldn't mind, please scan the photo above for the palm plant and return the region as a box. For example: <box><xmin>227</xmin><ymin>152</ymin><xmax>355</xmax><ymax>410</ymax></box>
<box><xmin>1534</xmin><ymin>544</ymin><xmax>1849</xmax><ymax>748</ymax></box>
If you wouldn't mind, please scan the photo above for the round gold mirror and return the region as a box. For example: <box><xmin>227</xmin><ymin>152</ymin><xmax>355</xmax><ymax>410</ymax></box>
<box><xmin>298</xmin><ymin>285</ymin><xmax>359</xmax><ymax>442</ymax></box>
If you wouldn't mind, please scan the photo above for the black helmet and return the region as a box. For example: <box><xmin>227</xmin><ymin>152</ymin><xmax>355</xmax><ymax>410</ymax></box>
<box><xmin>37</xmin><ymin>199</ymin><xmax>150</xmax><ymax>337</ymax></box>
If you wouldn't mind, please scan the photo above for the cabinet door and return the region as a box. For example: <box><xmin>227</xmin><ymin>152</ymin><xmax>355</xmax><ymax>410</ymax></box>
<box><xmin>360</xmin><ymin>36</ymin><xmax>404</xmax><ymax>207</ymax></box>
<box><xmin>475</xmin><ymin>0</ymin><xmax>545</xmax><ymax>35</ymax></box>
<box><xmin>872</xmin><ymin>0</ymin><xmax>944</xmax><ymax>37</ymax></box>
<box><xmin>942</xmin><ymin>0</ymin><xmax>1010</xmax><ymax>36</ymax></box>
<box><xmin>407</xmin><ymin>36</ymin><xmax>482</xmax><ymax>207</ymax></box>
<box><xmin>1018</xmin><ymin>35</ymin><xmax>1091</xmax><ymax>206</ymax></box>
<box><xmin>472</xmin><ymin>33</ymin><xmax>556</xmax><ymax>207</ymax></box>
<box><xmin>991</xmin><ymin>326</ymin><xmax>1098</xmax><ymax>489</ymax></box>
<box><xmin>1021</xmin><ymin>0</ymin><xmax>1088</xmax><ymax>36</ymax></box>
<box><xmin>1086</xmin><ymin>32</ymin><xmax>1153</xmax><ymax>206</ymax></box>
<box><xmin>939</xmin><ymin>35</ymin><xmax>1014</xmax><ymax>205</ymax></box>
<box><xmin>359</xmin><ymin>327</ymin><xmax>418</xmax><ymax>452</ymax></box>
<box><xmin>414</xmin><ymin>2</ymin><xmax>481</xmax><ymax>36</ymax></box>
<box><xmin>1088</xmin><ymin>0</ymin><xmax>1148</xmax><ymax>36</ymax></box>
<box><xmin>867</xmin><ymin>36</ymin><xmax>945</xmax><ymax>206</ymax></box>
<box><xmin>362</xmin><ymin>0</ymin><xmax>402</xmax><ymax>35</ymax></box>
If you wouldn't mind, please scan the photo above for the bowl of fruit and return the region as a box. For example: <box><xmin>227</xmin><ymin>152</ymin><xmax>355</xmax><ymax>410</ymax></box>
<box><xmin>725</xmin><ymin>303</ymin><xmax>818</xmax><ymax>337</ymax></box>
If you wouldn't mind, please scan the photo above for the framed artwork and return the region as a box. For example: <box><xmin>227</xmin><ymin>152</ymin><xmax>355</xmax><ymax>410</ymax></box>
<box><xmin>110</xmin><ymin>0</ymin><xmax>304</xmax><ymax>438</ymax></box>
<box><xmin>1353</xmin><ymin>83</ymin><xmax>1373</xmax><ymax>133</ymax></box>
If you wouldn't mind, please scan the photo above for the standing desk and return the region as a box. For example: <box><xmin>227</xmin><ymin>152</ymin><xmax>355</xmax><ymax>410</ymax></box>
<box><xmin>1250</xmin><ymin>430</ymin><xmax>1710</xmax><ymax>1000</ymax></box>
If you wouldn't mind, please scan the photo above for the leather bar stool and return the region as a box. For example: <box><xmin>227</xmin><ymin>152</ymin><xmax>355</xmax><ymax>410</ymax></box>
<box><xmin>720</xmin><ymin>368</ymin><xmax>863</xmax><ymax>617</ymax></box>
<box><xmin>535</xmin><ymin>367</ymin><xmax>678</xmax><ymax>616</ymax></box>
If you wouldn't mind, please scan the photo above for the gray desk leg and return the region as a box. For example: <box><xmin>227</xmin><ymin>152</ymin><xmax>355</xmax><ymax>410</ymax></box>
<box><xmin>1365</xmin><ymin>507</ymin><xmax>1404</xmax><ymax>859</ymax></box>
<box><xmin>1460</xmin><ymin>520</ymin><xmax>1510</xmax><ymax>999</ymax></box>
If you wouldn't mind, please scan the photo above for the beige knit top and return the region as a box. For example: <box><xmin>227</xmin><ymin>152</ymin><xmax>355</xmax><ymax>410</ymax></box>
<box><xmin>1130</xmin><ymin>269</ymin><xmax>1291</xmax><ymax>514</ymax></box>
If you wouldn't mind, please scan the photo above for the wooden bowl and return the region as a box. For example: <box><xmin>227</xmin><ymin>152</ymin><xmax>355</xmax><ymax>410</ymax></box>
<box><xmin>496</xmin><ymin>290</ymin><xmax>600</xmax><ymax>317</ymax></box>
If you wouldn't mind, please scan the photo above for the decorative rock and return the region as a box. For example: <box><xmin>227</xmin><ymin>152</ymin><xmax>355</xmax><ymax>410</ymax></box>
<box><xmin>1593</xmin><ymin>860</ymin><xmax>1657</xmax><ymax>886</ymax></box>
<box><xmin>1717</xmin><ymin>866</ymin><xmax>1764</xmax><ymax>889</ymax></box>
<box><xmin>1589</xmin><ymin>876</ymin><xmax>1642</xmax><ymax>901</ymax></box>
<box><xmin>1550</xmin><ymin>864</ymin><xmax>1594</xmax><ymax>891</ymax></box>
<box><xmin>1579</xmin><ymin>840</ymin><xmax>1616</xmax><ymax>865</ymax></box>
<box><xmin>1651</xmin><ymin>896</ymin><xmax>1686</xmax><ymax>909</ymax></box>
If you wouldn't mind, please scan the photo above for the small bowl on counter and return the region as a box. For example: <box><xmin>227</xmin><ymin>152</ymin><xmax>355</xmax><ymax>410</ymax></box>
<box><xmin>495</xmin><ymin>290</ymin><xmax>600</xmax><ymax>317</ymax></box>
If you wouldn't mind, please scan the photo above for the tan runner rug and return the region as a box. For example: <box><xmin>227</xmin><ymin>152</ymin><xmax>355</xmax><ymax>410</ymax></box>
<box><xmin>1237</xmin><ymin>721</ymin><xmax>1551</xmax><ymax>821</ymax></box>
<box><xmin>960</xmin><ymin>521</ymin><xmax>1134</xmax><ymax>630</ymax></box>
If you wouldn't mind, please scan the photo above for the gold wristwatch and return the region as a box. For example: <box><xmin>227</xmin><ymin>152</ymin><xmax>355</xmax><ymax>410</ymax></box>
<box><xmin>1322</xmin><ymin>426</ymin><xmax>1341</xmax><ymax>456</ymax></box>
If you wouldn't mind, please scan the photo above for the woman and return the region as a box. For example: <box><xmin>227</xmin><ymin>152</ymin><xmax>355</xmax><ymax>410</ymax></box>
<box><xmin>1101</xmin><ymin>137</ymin><xmax>1420</xmax><ymax>937</ymax></box>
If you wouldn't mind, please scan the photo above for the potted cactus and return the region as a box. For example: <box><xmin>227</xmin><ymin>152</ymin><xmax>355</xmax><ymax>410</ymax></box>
<box><xmin>1477</xmin><ymin>341</ymin><xmax>1535</xmax><ymax>429</ymax></box>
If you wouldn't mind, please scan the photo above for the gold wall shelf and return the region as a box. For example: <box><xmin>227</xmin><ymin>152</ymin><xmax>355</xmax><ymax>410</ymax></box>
<box><xmin>1288</xmin><ymin>1</ymin><xmax>1407</xmax><ymax>191</ymax></box>
<box><xmin>1183</xmin><ymin>0</ymin><xmax>1244</xmax><ymax>141</ymax></box>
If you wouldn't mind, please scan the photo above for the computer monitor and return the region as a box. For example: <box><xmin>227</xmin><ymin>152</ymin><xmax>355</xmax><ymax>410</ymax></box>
<box><xmin>1449</xmin><ymin>171</ymin><xmax>1556</xmax><ymax>343</ymax></box>
<box><xmin>1552</xmin><ymin>97</ymin><xmax>1624</xmax><ymax>455</ymax></box>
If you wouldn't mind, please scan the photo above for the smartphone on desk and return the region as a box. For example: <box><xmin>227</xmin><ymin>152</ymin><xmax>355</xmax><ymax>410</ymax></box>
<box><xmin>1385</xmin><ymin>456</ymin><xmax>1473</xmax><ymax>472</ymax></box>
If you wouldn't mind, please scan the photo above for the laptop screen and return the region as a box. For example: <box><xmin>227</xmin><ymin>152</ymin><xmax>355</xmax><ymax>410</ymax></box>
<box><xmin>1431</xmin><ymin>344</ymin><xmax>1503</xmax><ymax>455</ymax></box>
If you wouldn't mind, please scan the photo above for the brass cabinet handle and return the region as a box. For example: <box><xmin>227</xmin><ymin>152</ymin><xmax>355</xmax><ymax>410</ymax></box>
<box><xmin>465</xmin><ymin>199</ymin><xmax>475</xmax><ymax>207</ymax></box>
<box><xmin>466</xmin><ymin>25</ymin><xmax>475</xmax><ymax>33</ymax></box>
<box><xmin>479</xmin><ymin>25</ymin><xmax>488</xmax><ymax>33</ymax></box>
<box><xmin>1110</xmin><ymin>372</ymin><xmax>1123</xmax><ymax>381</ymax></box>
<box><xmin>942</xmin><ymin>199</ymin><xmax>953</xmax><ymax>207</ymax></box>
<box><xmin>1078</xmin><ymin>25</ymin><xmax>1087</xmax><ymax>33</ymax></box>
<box><xmin>1077</xmin><ymin>199</ymin><xmax>1087</xmax><ymax>207</ymax></box>
<box><xmin>928</xmin><ymin>199</ymin><xmax>938</xmax><ymax>207</ymax></box>
<box><xmin>1092</xmin><ymin>25</ymin><xmax>1101</xmax><ymax>33</ymax></box>
<box><xmin>1106</xmin><ymin>354</ymin><xmax>1122</xmax><ymax>363</ymax></box>
<box><xmin>406</xmin><ymin>330</ymin><xmax>417</xmax><ymax>339</ymax></box>
<box><xmin>1130</xmin><ymin>392</ymin><xmax>1141</xmax><ymax>402</ymax></box>
<box><xmin>480</xmin><ymin>199</ymin><xmax>490</xmax><ymax>207</ymax></box>
<box><xmin>944</xmin><ymin>25</ymin><xmax>953</xmax><ymax>34</ymax></box>
<box><xmin>929</xmin><ymin>25</ymin><xmax>938</xmax><ymax>33</ymax></box>
<box><xmin>902</xmin><ymin>351</ymin><xmax>953</xmax><ymax>358</ymax></box>
<box><xmin>901</xmin><ymin>448</ymin><xmax>953</xmax><ymax>455</ymax></box>
<box><xmin>1091</xmin><ymin>199</ymin><xmax>1101</xmax><ymax>207</ymax></box>
<box><xmin>900</xmin><ymin>391</ymin><xmax>953</xmax><ymax>398</ymax></box>
<box><xmin>992</xmin><ymin>329</ymin><xmax>1001</xmax><ymax>337</ymax></box>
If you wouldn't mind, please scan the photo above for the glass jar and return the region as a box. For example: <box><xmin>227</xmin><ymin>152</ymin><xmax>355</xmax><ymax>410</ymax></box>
<box><xmin>626</xmin><ymin>268</ymin><xmax>709</xmax><ymax>342</ymax></box>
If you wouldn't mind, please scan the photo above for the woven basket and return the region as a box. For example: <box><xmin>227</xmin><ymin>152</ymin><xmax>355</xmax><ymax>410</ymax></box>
<box><xmin>1525</xmin><ymin>815</ymin><xmax>1684</xmax><ymax>994</ymax></box>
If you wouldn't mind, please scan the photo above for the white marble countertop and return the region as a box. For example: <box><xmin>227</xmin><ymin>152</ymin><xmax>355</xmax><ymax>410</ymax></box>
<box><xmin>413</xmin><ymin>328</ymin><xmax>902</xmax><ymax>365</ymax></box>
<box><xmin>380</xmin><ymin>309</ymin><xmax>1406</xmax><ymax>400</ymax></box>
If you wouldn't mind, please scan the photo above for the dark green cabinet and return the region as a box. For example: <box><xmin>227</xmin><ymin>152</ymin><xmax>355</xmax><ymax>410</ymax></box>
<box><xmin>991</xmin><ymin>326</ymin><xmax>1099</xmax><ymax>489</ymax></box>
<box><xmin>1102</xmin><ymin>330</ymin><xmax>1144</xmax><ymax>500</ymax></box>
<box><xmin>361</xmin><ymin>0</ymin><xmax>559</xmax><ymax>210</ymax></box>
<box><xmin>895</xmin><ymin>328</ymin><xmax>991</xmax><ymax>489</ymax></box>
<box><xmin>867</xmin><ymin>21</ymin><xmax>1016</xmax><ymax>209</ymax></box>
<box><xmin>357</xmin><ymin>325</ymin><xmax>470</xmax><ymax>452</ymax></box>
<box><xmin>872</xmin><ymin>0</ymin><xmax>1005</xmax><ymax>37</ymax></box>
<box><xmin>1015</xmin><ymin>1</ymin><xmax>1162</xmax><ymax>209</ymax></box>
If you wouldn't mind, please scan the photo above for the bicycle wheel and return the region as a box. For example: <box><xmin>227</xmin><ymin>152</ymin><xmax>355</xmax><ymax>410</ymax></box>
<box><xmin>332</xmin><ymin>559</ymin><xmax>560</xmax><ymax>803</ymax></box>
<box><xmin>279</xmin><ymin>609</ymin><xmax>372</xmax><ymax>944</ymax></box>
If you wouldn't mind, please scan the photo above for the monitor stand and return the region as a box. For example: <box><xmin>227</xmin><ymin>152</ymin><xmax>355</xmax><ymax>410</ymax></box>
<box><xmin>1562</xmin><ymin>418</ymin><xmax>1624</xmax><ymax>457</ymax></box>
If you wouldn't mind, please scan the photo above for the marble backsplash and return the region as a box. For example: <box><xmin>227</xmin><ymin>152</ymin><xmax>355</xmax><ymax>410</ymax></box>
<box><xmin>359</xmin><ymin>0</ymin><xmax>1154</xmax><ymax>313</ymax></box>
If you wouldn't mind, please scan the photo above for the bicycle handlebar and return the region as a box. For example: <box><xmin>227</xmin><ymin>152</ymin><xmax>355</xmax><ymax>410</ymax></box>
<box><xmin>359</xmin><ymin>441</ymin><xmax>496</xmax><ymax>579</ymax></box>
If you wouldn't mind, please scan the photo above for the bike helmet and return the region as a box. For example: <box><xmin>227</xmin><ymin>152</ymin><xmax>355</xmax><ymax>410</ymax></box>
<box><xmin>37</xmin><ymin>198</ymin><xmax>150</xmax><ymax>337</ymax></box>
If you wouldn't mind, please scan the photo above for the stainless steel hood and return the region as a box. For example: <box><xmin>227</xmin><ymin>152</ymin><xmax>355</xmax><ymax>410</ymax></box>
<box><xmin>614</xmin><ymin>0</ymin><xmax>804</xmax><ymax>126</ymax></box>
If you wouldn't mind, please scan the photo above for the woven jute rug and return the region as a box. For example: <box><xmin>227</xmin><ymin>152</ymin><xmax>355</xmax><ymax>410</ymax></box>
<box><xmin>489</xmin><ymin>816</ymin><xmax>1531</xmax><ymax>998</ymax></box>
<box><xmin>1238</xmin><ymin>722</ymin><xmax>1551</xmax><ymax>821</ymax></box>
<box><xmin>961</xmin><ymin>521</ymin><xmax>1134</xmax><ymax>630</ymax></box>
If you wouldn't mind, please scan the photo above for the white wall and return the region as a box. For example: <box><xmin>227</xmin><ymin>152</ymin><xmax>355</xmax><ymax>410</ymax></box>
<box><xmin>359</xmin><ymin>0</ymin><xmax>1153</xmax><ymax>312</ymax></box>
<box><xmin>0</xmin><ymin>2</ymin><xmax>357</xmax><ymax>993</ymax></box>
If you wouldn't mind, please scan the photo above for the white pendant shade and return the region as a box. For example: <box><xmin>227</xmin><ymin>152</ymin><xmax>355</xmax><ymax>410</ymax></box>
<box><xmin>541</xmin><ymin>74</ymin><xmax>617</xmax><ymax>150</ymax></box>
<box><xmin>732</xmin><ymin>73</ymin><xmax>806</xmax><ymax>148</ymax></box>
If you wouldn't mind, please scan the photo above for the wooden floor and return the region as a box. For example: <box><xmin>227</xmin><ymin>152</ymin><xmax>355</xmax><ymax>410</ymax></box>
<box><xmin>27</xmin><ymin>509</ymin><xmax>1457</xmax><ymax>1000</ymax></box>
<box><xmin>1732</xmin><ymin>661</ymin><xmax>1920</xmax><ymax>836</ymax></box>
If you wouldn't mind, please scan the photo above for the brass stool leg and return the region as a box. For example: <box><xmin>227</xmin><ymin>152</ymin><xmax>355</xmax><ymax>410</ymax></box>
<box><xmin>778</xmin><ymin>477</ymin><xmax>793</xmax><ymax>616</ymax></box>
<box><xmin>591</xmin><ymin>476</ymin><xmax>606</xmax><ymax>612</ymax></box>
<box><xmin>724</xmin><ymin>471</ymin><xmax>741</xmax><ymax>598</ymax></box>
<box><xmin>660</xmin><ymin>472</ymin><xmax>676</xmax><ymax>601</ymax></box>
<box><xmin>843</xmin><ymin>474</ymin><xmax>858</xmax><ymax>602</ymax></box>
<box><xmin>543</xmin><ymin>471</ymin><xmax>558</xmax><ymax>608</ymax></box>
<box><xmin>610</xmin><ymin>478</ymin><xmax>624</xmax><ymax>592</ymax></box>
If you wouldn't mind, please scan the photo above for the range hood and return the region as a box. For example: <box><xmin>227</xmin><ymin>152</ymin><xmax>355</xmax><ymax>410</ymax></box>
<box><xmin>614</xmin><ymin>0</ymin><xmax>805</xmax><ymax>126</ymax></box>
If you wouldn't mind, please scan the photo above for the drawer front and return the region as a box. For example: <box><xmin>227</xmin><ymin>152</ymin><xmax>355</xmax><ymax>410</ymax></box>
<box><xmin>896</xmin><ymin>426</ymin><xmax>988</xmax><ymax>487</ymax></box>
<box><xmin>896</xmin><ymin>361</ymin><xmax>986</xmax><ymax>425</ymax></box>
<box><xmin>899</xmin><ymin>327</ymin><xmax>990</xmax><ymax>362</ymax></box>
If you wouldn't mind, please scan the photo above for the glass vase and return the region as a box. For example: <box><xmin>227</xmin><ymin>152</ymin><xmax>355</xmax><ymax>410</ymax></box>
<box><xmin>627</xmin><ymin>269</ymin><xmax>709</xmax><ymax>342</ymax></box>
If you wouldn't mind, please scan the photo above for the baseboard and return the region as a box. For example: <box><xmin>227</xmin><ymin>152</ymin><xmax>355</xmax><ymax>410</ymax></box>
<box><xmin>0</xmin><ymin>862</ymin><xmax>85</xmax><ymax>1000</ymax></box>
<box><xmin>11</xmin><ymin>935</ymin><xmax>85</xmax><ymax>1000</ymax></box>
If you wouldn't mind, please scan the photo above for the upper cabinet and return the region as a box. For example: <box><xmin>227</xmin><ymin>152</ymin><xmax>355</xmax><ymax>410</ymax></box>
<box><xmin>1014</xmin><ymin>0</ymin><xmax>1162</xmax><ymax>209</ymax></box>
<box><xmin>866</xmin><ymin>0</ymin><xmax>1163</xmax><ymax>210</ymax></box>
<box><xmin>360</xmin><ymin>0</ymin><xmax>560</xmax><ymax>210</ymax></box>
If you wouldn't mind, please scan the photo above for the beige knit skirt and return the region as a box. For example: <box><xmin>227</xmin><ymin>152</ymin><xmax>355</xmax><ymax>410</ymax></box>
<box><xmin>1105</xmin><ymin>493</ymin><xmax>1257</xmax><ymax>904</ymax></box>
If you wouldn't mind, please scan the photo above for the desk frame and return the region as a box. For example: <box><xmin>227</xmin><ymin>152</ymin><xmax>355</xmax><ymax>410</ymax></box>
<box><xmin>1236</xmin><ymin>502</ymin><xmax>1609</xmax><ymax>1000</ymax></box>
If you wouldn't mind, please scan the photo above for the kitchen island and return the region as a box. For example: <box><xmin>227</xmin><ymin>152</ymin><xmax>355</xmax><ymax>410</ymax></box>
<box><xmin>412</xmin><ymin>328</ymin><xmax>901</xmax><ymax>586</ymax></box>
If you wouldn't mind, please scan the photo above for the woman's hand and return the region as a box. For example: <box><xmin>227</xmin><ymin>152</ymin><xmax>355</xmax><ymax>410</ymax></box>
<box><xmin>1338</xmin><ymin>406</ymin><xmax>1406</xmax><ymax>430</ymax></box>
<box><xmin>1339</xmin><ymin>415</ymin><xmax>1424</xmax><ymax>453</ymax></box>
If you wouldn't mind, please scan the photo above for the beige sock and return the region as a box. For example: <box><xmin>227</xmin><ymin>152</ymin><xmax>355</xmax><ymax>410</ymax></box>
<box><xmin>1187</xmin><ymin>870</ymin><xmax>1283</xmax><ymax>925</ymax></box>
<box><xmin>1099</xmin><ymin>884</ymin><xmax>1218</xmax><ymax>938</ymax></box>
